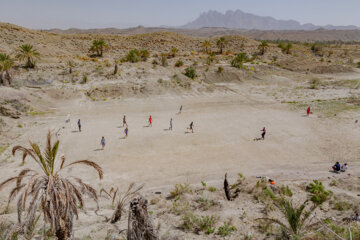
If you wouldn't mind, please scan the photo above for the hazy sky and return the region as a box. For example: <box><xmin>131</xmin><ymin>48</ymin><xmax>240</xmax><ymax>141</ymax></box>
<box><xmin>0</xmin><ymin>0</ymin><xmax>359</xmax><ymax>29</ymax></box>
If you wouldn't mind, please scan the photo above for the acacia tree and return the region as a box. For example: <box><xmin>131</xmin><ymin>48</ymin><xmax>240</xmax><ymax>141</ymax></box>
<box><xmin>0</xmin><ymin>53</ymin><xmax>15</xmax><ymax>85</ymax></box>
<box><xmin>89</xmin><ymin>39</ymin><xmax>108</xmax><ymax>57</ymax></box>
<box><xmin>0</xmin><ymin>131</ymin><xmax>103</xmax><ymax>239</ymax></box>
<box><xmin>16</xmin><ymin>44</ymin><xmax>40</xmax><ymax>68</ymax></box>
<box><xmin>201</xmin><ymin>40</ymin><xmax>212</xmax><ymax>53</ymax></box>
<box><xmin>216</xmin><ymin>37</ymin><xmax>228</xmax><ymax>54</ymax></box>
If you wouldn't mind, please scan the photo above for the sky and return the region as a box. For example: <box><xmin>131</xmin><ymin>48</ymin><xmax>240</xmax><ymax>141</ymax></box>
<box><xmin>0</xmin><ymin>0</ymin><xmax>359</xmax><ymax>29</ymax></box>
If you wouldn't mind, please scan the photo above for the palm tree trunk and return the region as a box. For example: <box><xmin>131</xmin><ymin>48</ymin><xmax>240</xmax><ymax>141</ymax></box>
<box><xmin>113</xmin><ymin>64</ymin><xmax>118</xmax><ymax>75</ymax></box>
<box><xmin>5</xmin><ymin>70</ymin><xmax>11</xmax><ymax>85</ymax></box>
<box><xmin>27</xmin><ymin>56</ymin><xmax>34</xmax><ymax>68</ymax></box>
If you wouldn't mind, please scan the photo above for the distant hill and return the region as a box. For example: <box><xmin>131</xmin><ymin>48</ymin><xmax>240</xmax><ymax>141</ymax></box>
<box><xmin>46</xmin><ymin>25</ymin><xmax>360</xmax><ymax>43</ymax></box>
<box><xmin>183</xmin><ymin>10</ymin><xmax>359</xmax><ymax>31</ymax></box>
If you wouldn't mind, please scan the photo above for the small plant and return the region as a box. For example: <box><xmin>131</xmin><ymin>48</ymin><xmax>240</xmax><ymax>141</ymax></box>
<box><xmin>208</xmin><ymin>186</ymin><xmax>217</xmax><ymax>192</ymax></box>
<box><xmin>184</xmin><ymin>66</ymin><xmax>197</xmax><ymax>79</ymax></box>
<box><xmin>257</xmin><ymin>198</ymin><xmax>317</xmax><ymax>239</ymax></box>
<box><xmin>161</xmin><ymin>53</ymin><xmax>168</xmax><ymax>67</ymax></box>
<box><xmin>81</xmin><ymin>74</ymin><xmax>88</xmax><ymax>84</ymax></box>
<box><xmin>306</xmin><ymin>180</ymin><xmax>330</xmax><ymax>205</ymax></box>
<box><xmin>157</xmin><ymin>78</ymin><xmax>163</xmax><ymax>84</ymax></box>
<box><xmin>329</xmin><ymin>180</ymin><xmax>337</xmax><ymax>187</ymax></box>
<box><xmin>174</xmin><ymin>60</ymin><xmax>184</xmax><ymax>67</ymax></box>
<box><xmin>309</xmin><ymin>78</ymin><xmax>320</xmax><ymax>89</ymax></box>
<box><xmin>332</xmin><ymin>201</ymin><xmax>352</xmax><ymax>211</ymax></box>
<box><xmin>217</xmin><ymin>222</ymin><xmax>237</xmax><ymax>237</ymax></box>
<box><xmin>231</xmin><ymin>53</ymin><xmax>247</xmax><ymax>68</ymax></box>
<box><xmin>357</xmin><ymin>61</ymin><xmax>360</xmax><ymax>68</ymax></box>
<box><xmin>139</xmin><ymin>49</ymin><xmax>150</xmax><ymax>61</ymax></box>
<box><xmin>183</xmin><ymin>213</ymin><xmax>218</xmax><ymax>235</ymax></box>
<box><xmin>280</xmin><ymin>185</ymin><xmax>293</xmax><ymax>197</ymax></box>
<box><xmin>216</xmin><ymin>66</ymin><xmax>224</xmax><ymax>73</ymax></box>
<box><xmin>201</xmin><ymin>181</ymin><xmax>207</xmax><ymax>187</ymax></box>
<box><xmin>170</xmin><ymin>183</ymin><xmax>193</xmax><ymax>198</ymax></box>
<box><xmin>152</xmin><ymin>59</ymin><xmax>158</xmax><ymax>66</ymax></box>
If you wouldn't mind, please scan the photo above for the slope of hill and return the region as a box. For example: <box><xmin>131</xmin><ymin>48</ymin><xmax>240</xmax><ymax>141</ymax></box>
<box><xmin>183</xmin><ymin>10</ymin><xmax>359</xmax><ymax>30</ymax></box>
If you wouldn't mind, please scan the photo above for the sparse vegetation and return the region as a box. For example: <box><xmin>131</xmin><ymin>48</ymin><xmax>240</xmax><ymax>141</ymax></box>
<box><xmin>309</xmin><ymin>77</ymin><xmax>320</xmax><ymax>89</ymax></box>
<box><xmin>184</xmin><ymin>66</ymin><xmax>197</xmax><ymax>79</ymax></box>
<box><xmin>174</xmin><ymin>60</ymin><xmax>184</xmax><ymax>67</ymax></box>
<box><xmin>306</xmin><ymin>180</ymin><xmax>331</xmax><ymax>205</ymax></box>
<box><xmin>170</xmin><ymin>183</ymin><xmax>193</xmax><ymax>198</ymax></box>
<box><xmin>231</xmin><ymin>53</ymin><xmax>248</xmax><ymax>68</ymax></box>
<box><xmin>217</xmin><ymin>222</ymin><xmax>237</xmax><ymax>237</ymax></box>
<box><xmin>216</xmin><ymin>66</ymin><xmax>224</xmax><ymax>73</ymax></box>
<box><xmin>182</xmin><ymin>213</ymin><xmax>218</xmax><ymax>235</ymax></box>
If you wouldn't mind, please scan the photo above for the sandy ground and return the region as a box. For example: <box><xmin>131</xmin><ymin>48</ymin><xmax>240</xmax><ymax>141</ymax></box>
<box><xmin>2</xmin><ymin>88</ymin><xmax>359</xmax><ymax>192</ymax></box>
<box><xmin>1</xmin><ymin>77</ymin><xmax>360</xmax><ymax>239</ymax></box>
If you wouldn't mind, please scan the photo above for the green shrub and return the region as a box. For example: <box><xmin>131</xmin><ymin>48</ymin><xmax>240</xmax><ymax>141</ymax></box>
<box><xmin>217</xmin><ymin>222</ymin><xmax>237</xmax><ymax>237</ymax></box>
<box><xmin>139</xmin><ymin>49</ymin><xmax>150</xmax><ymax>61</ymax></box>
<box><xmin>152</xmin><ymin>59</ymin><xmax>158</xmax><ymax>65</ymax></box>
<box><xmin>174</xmin><ymin>60</ymin><xmax>184</xmax><ymax>67</ymax></box>
<box><xmin>231</xmin><ymin>53</ymin><xmax>247</xmax><ymax>68</ymax></box>
<box><xmin>309</xmin><ymin>78</ymin><xmax>320</xmax><ymax>89</ymax></box>
<box><xmin>332</xmin><ymin>201</ymin><xmax>352</xmax><ymax>211</ymax></box>
<box><xmin>183</xmin><ymin>214</ymin><xmax>218</xmax><ymax>234</ymax></box>
<box><xmin>280</xmin><ymin>185</ymin><xmax>293</xmax><ymax>197</ymax></box>
<box><xmin>170</xmin><ymin>183</ymin><xmax>192</xmax><ymax>198</ymax></box>
<box><xmin>124</xmin><ymin>49</ymin><xmax>141</xmax><ymax>63</ymax></box>
<box><xmin>306</xmin><ymin>180</ymin><xmax>330</xmax><ymax>205</ymax></box>
<box><xmin>81</xmin><ymin>74</ymin><xmax>88</xmax><ymax>84</ymax></box>
<box><xmin>184</xmin><ymin>66</ymin><xmax>197</xmax><ymax>79</ymax></box>
<box><xmin>216</xmin><ymin>66</ymin><xmax>224</xmax><ymax>73</ymax></box>
<box><xmin>208</xmin><ymin>186</ymin><xmax>217</xmax><ymax>192</ymax></box>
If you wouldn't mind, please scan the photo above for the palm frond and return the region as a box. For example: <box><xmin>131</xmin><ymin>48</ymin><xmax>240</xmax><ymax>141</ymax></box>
<box><xmin>61</xmin><ymin>160</ymin><xmax>103</xmax><ymax>179</ymax></box>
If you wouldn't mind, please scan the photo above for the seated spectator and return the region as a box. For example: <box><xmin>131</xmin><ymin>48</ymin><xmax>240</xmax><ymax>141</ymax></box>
<box><xmin>332</xmin><ymin>161</ymin><xmax>341</xmax><ymax>172</ymax></box>
<box><xmin>341</xmin><ymin>163</ymin><xmax>348</xmax><ymax>172</ymax></box>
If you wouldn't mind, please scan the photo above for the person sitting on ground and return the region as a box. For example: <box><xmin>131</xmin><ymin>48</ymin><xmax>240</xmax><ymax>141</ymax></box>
<box><xmin>341</xmin><ymin>163</ymin><xmax>348</xmax><ymax>172</ymax></box>
<box><xmin>332</xmin><ymin>161</ymin><xmax>341</xmax><ymax>172</ymax></box>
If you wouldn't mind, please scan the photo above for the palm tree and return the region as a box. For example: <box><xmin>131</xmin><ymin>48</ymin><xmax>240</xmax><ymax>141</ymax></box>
<box><xmin>0</xmin><ymin>131</ymin><xmax>103</xmax><ymax>239</ymax></box>
<box><xmin>0</xmin><ymin>53</ymin><xmax>15</xmax><ymax>85</ymax></box>
<box><xmin>258</xmin><ymin>41</ymin><xmax>269</xmax><ymax>55</ymax></box>
<box><xmin>89</xmin><ymin>39</ymin><xmax>108</xmax><ymax>57</ymax></box>
<box><xmin>216</xmin><ymin>37</ymin><xmax>228</xmax><ymax>54</ymax></box>
<box><xmin>258</xmin><ymin>198</ymin><xmax>317</xmax><ymax>239</ymax></box>
<box><xmin>170</xmin><ymin>47</ymin><xmax>179</xmax><ymax>58</ymax></box>
<box><xmin>284</xmin><ymin>43</ymin><xmax>293</xmax><ymax>55</ymax></box>
<box><xmin>231</xmin><ymin>53</ymin><xmax>248</xmax><ymax>68</ymax></box>
<box><xmin>16</xmin><ymin>44</ymin><xmax>40</xmax><ymax>68</ymax></box>
<box><xmin>201</xmin><ymin>40</ymin><xmax>212</xmax><ymax>53</ymax></box>
<box><xmin>100</xmin><ymin>183</ymin><xmax>144</xmax><ymax>223</ymax></box>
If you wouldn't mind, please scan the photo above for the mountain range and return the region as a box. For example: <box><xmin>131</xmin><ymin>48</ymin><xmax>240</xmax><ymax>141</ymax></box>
<box><xmin>183</xmin><ymin>10</ymin><xmax>359</xmax><ymax>30</ymax></box>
